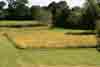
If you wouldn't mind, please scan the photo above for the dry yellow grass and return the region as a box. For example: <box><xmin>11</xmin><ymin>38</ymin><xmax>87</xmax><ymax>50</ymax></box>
<box><xmin>3</xmin><ymin>30</ymin><xmax>96</xmax><ymax>48</ymax></box>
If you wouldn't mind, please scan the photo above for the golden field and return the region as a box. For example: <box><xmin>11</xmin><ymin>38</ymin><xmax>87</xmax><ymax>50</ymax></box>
<box><xmin>0</xmin><ymin>28</ymin><xmax>96</xmax><ymax>48</ymax></box>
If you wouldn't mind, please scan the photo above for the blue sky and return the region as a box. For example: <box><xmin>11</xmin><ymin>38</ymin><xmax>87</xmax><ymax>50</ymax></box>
<box><xmin>0</xmin><ymin>0</ymin><xmax>86</xmax><ymax>8</ymax></box>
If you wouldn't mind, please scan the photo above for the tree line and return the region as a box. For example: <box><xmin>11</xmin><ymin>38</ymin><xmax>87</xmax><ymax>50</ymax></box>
<box><xmin>0</xmin><ymin>0</ymin><xmax>100</xmax><ymax>29</ymax></box>
<box><xmin>47</xmin><ymin>0</ymin><xmax>100</xmax><ymax>29</ymax></box>
<box><xmin>0</xmin><ymin>0</ymin><xmax>32</xmax><ymax>20</ymax></box>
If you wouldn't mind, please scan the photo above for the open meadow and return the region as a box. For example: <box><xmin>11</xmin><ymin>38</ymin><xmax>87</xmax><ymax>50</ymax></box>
<box><xmin>0</xmin><ymin>21</ymin><xmax>99</xmax><ymax>67</ymax></box>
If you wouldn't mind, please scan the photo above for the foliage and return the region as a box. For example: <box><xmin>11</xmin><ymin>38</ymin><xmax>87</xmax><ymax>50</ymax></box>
<box><xmin>82</xmin><ymin>0</ymin><xmax>100</xmax><ymax>29</ymax></box>
<box><xmin>67</xmin><ymin>7</ymin><xmax>83</xmax><ymax>25</ymax></box>
<box><xmin>48</xmin><ymin>1</ymin><xmax>69</xmax><ymax>27</ymax></box>
<box><xmin>0</xmin><ymin>1</ymin><xmax>6</xmax><ymax>9</ymax></box>
<box><xmin>30</xmin><ymin>6</ymin><xmax>41</xmax><ymax>20</ymax></box>
<box><xmin>6</xmin><ymin>0</ymin><xmax>32</xmax><ymax>20</ymax></box>
<box><xmin>0</xmin><ymin>0</ymin><xmax>99</xmax><ymax>29</ymax></box>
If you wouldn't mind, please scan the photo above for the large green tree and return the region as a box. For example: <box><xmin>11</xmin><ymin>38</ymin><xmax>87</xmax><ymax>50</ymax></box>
<box><xmin>92</xmin><ymin>0</ymin><xmax>100</xmax><ymax>51</ymax></box>
<box><xmin>67</xmin><ymin>7</ymin><xmax>82</xmax><ymax>26</ymax></box>
<box><xmin>7</xmin><ymin>0</ymin><xmax>31</xmax><ymax>19</ymax></box>
<box><xmin>0</xmin><ymin>1</ymin><xmax>6</xmax><ymax>9</ymax></box>
<box><xmin>30</xmin><ymin>6</ymin><xmax>41</xmax><ymax>20</ymax></box>
<box><xmin>48</xmin><ymin>1</ymin><xmax>57</xmax><ymax>28</ymax></box>
<box><xmin>80</xmin><ymin>0</ymin><xmax>99</xmax><ymax>29</ymax></box>
<box><xmin>0</xmin><ymin>1</ymin><xmax>6</xmax><ymax>19</ymax></box>
<box><xmin>48</xmin><ymin>1</ymin><xmax>69</xmax><ymax>28</ymax></box>
<box><xmin>15</xmin><ymin>2</ymin><xmax>30</xmax><ymax>17</ymax></box>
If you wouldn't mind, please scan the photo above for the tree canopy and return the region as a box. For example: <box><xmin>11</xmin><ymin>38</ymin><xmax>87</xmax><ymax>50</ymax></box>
<box><xmin>0</xmin><ymin>0</ymin><xmax>99</xmax><ymax>29</ymax></box>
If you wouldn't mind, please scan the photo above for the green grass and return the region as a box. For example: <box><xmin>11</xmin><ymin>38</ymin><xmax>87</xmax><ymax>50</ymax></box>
<box><xmin>50</xmin><ymin>28</ymin><xmax>95</xmax><ymax>33</ymax></box>
<box><xmin>0</xmin><ymin>35</ymin><xmax>16</xmax><ymax>67</ymax></box>
<box><xmin>0</xmin><ymin>35</ymin><xmax>100</xmax><ymax>66</ymax></box>
<box><xmin>0</xmin><ymin>20</ymin><xmax>39</xmax><ymax>25</ymax></box>
<box><xmin>16</xmin><ymin>48</ymin><xmax>100</xmax><ymax>65</ymax></box>
<box><xmin>0</xmin><ymin>27</ymin><xmax>94</xmax><ymax>34</ymax></box>
<box><xmin>0</xmin><ymin>20</ymin><xmax>95</xmax><ymax>32</ymax></box>
<box><xmin>0</xmin><ymin>21</ymin><xmax>98</xmax><ymax>66</ymax></box>
<box><xmin>0</xmin><ymin>20</ymin><xmax>95</xmax><ymax>34</ymax></box>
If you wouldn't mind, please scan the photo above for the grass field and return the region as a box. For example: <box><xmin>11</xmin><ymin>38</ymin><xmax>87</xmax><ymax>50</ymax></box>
<box><xmin>0</xmin><ymin>40</ymin><xmax>100</xmax><ymax>67</ymax></box>
<box><xmin>0</xmin><ymin>27</ymin><xmax>99</xmax><ymax>67</ymax></box>
<box><xmin>0</xmin><ymin>21</ymin><xmax>99</xmax><ymax>67</ymax></box>
<box><xmin>0</xmin><ymin>34</ymin><xmax>100</xmax><ymax>67</ymax></box>
<box><xmin>0</xmin><ymin>21</ymin><xmax>38</xmax><ymax>25</ymax></box>
<box><xmin>0</xmin><ymin>28</ymin><xmax>96</xmax><ymax>48</ymax></box>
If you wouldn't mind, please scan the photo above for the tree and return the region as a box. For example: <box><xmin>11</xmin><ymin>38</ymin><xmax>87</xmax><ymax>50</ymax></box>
<box><xmin>48</xmin><ymin>1</ymin><xmax>57</xmax><ymax>28</ymax></box>
<box><xmin>7</xmin><ymin>0</ymin><xmax>17</xmax><ymax>18</ymax></box>
<box><xmin>81</xmin><ymin>0</ymin><xmax>98</xmax><ymax>29</ymax></box>
<box><xmin>7</xmin><ymin>0</ymin><xmax>31</xmax><ymax>19</ymax></box>
<box><xmin>67</xmin><ymin>7</ymin><xmax>82</xmax><ymax>26</ymax></box>
<box><xmin>48</xmin><ymin>1</ymin><xmax>69</xmax><ymax>28</ymax></box>
<box><xmin>30</xmin><ymin>5</ymin><xmax>41</xmax><ymax>20</ymax></box>
<box><xmin>15</xmin><ymin>2</ymin><xmax>30</xmax><ymax>17</ymax></box>
<box><xmin>94</xmin><ymin>0</ymin><xmax>100</xmax><ymax>51</ymax></box>
<box><xmin>0</xmin><ymin>1</ymin><xmax>6</xmax><ymax>9</ymax></box>
<box><xmin>0</xmin><ymin>1</ymin><xmax>6</xmax><ymax>19</ymax></box>
<box><xmin>16</xmin><ymin>0</ymin><xmax>28</xmax><ymax>4</ymax></box>
<box><xmin>56</xmin><ymin>1</ymin><xmax>69</xmax><ymax>26</ymax></box>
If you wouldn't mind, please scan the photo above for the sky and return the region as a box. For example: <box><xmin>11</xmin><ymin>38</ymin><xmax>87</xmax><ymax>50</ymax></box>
<box><xmin>0</xmin><ymin>0</ymin><xmax>86</xmax><ymax>8</ymax></box>
<box><xmin>28</xmin><ymin>0</ymin><xmax>86</xmax><ymax>8</ymax></box>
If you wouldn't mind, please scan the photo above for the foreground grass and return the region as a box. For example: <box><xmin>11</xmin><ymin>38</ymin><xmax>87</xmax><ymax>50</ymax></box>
<box><xmin>0</xmin><ymin>35</ymin><xmax>16</xmax><ymax>67</ymax></box>
<box><xmin>16</xmin><ymin>48</ymin><xmax>100</xmax><ymax>65</ymax></box>
<box><xmin>0</xmin><ymin>35</ymin><xmax>100</xmax><ymax>66</ymax></box>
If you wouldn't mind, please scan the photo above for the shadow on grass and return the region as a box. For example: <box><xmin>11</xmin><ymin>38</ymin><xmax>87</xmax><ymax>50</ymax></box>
<box><xmin>2</xmin><ymin>33</ymin><xmax>26</xmax><ymax>49</ymax></box>
<box><xmin>65</xmin><ymin>32</ymin><xmax>96</xmax><ymax>35</ymax></box>
<box><xmin>0</xmin><ymin>24</ymin><xmax>46</xmax><ymax>28</ymax></box>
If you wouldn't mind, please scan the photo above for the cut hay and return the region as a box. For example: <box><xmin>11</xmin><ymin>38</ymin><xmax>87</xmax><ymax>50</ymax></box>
<box><xmin>2</xmin><ymin>30</ymin><xmax>96</xmax><ymax>49</ymax></box>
